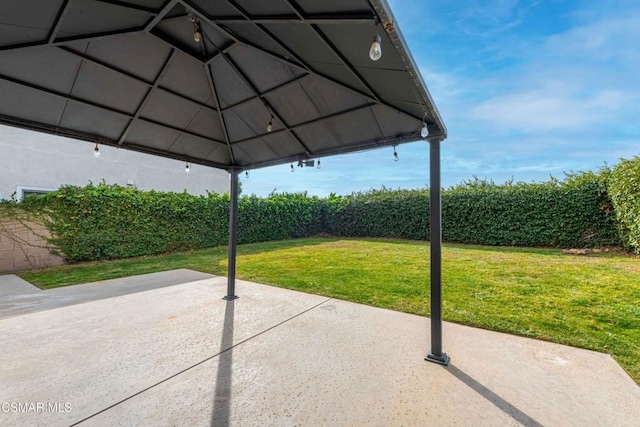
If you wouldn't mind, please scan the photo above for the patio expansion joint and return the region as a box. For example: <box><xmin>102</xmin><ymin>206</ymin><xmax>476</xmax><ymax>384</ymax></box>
<box><xmin>69</xmin><ymin>296</ymin><xmax>333</xmax><ymax>426</ymax></box>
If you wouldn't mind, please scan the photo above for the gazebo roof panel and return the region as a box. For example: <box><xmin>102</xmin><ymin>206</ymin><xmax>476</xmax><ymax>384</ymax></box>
<box><xmin>186</xmin><ymin>110</ymin><xmax>226</xmax><ymax>143</ymax></box>
<box><xmin>159</xmin><ymin>54</ymin><xmax>214</xmax><ymax>106</ymax></box>
<box><xmin>0</xmin><ymin>47</ymin><xmax>81</xmax><ymax>94</ymax></box>
<box><xmin>71</xmin><ymin>62</ymin><xmax>150</xmax><ymax>115</ymax></box>
<box><xmin>0</xmin><ymin>0</ymin><xmax>446</xmax><ymax>170</ymax></box>
<box><xmin>208</xmin><ymin>58</ymin><xmax>256</xmax><ymax>108</ymax></box>
<box><xmin>190</xmin><ymin>0</ymin><xmax>244</xmax><ymax>18</ymax></box>
<box><xmin>295</xmin><ymin>0</ymin><xmax>372</xmax><ymax>15</ymax></box>
<box><xmin>140</xmin><ymin>89</ymin><xmax>205</xmax><ymax>129</ymax></box>
<box><xmin>227</xmin><ymin>45</ymin><xmax>305</xmax><ymax>94</ymax></box>
<box><xmin>58</xmin><ymin>1</ymin><xmax>150</xmax><ymax>36</ymax></box>
<box><xmin>0</xmin><ymin>82</ymin><xmax>66</xmax><ymax>126</ymax></box>
<box><xmin>82</xmin><ymin>33</ymin><xmax>173</xmax><ymax>82</ymax></box>
<box><xmin>59</xmin><ymin>101</ymin><xmax>129</xmax><ymax>140</ymax></box>
<box><xmin>126</xmin><ymin>120</ymin><xmax>182</xmax><ymax>151</ymax></box>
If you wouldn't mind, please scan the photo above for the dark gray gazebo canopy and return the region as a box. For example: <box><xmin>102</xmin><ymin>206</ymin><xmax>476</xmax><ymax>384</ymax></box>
<box><xmin>0</xmin><ymin>0</ymin><xmax>446</xmax><ymax>171</ymax></box>
<box><xmin>0</xmin><ymin>0</ymin><xmax>449</xmax><ymax>364</ymax></box>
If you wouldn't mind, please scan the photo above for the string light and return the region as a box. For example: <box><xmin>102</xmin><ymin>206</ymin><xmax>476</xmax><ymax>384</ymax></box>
<box><xmin>421</xmin><ymin>113</ymin><xmax>430</xmax><ymax>138</ymax></box>
<box><xmin>245</xmin><ymin>171</ymin><xmax>249</xmax><ymax>178</ymax></box>
<box><xmin>185</xmin><ymin>162</ymin><xmax>191</xmax><ymax>173</ymax></box>
<box><xmin>393</xmin><ymin>145</ymin><xmax>399</xmax><ymax>162</ymax></box>
<box><xmin>369</xmin><ymin>18</ymin><xmax>382</xmax><ymax>61</ymax></box>
<box><xmin>93</xmin><ymin>142</ymin><xmax>100</xmax><ymax>158</ymax></box>
<box><xmin>191</xmin><ymin>16</ymin><xmax>202</xmax><ymax>43</ymax></box>
<box><xmin>267</xmin><ymin>116</ymin><xmax>273</xmax><ymax>132</ymax></box>
<box><xmin>317</xmin><ymin>160</ymin><xmax>321</xmax><ymax>169</ymax></box>
<box><xmin>290</xmin><ymin>163</ymin><xmax>294</xmax><ymax>172</ymax></box>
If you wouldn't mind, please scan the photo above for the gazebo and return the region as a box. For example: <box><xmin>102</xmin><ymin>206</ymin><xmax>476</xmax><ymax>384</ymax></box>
<box><xmin>0</xmin><ymin>0</ymin><xmax>448</xmax><ymax>364</ymax></box>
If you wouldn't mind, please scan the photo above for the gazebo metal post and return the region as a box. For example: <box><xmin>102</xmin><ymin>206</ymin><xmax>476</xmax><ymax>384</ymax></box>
<box><xmin>426</xmin><ymin>137</ymin><xmax>450</xmax><ymax>365</ymax></box>
<box><xmin>224</xmin><ymin>170</ymin><xmax>239</xmax><ymax>301</ymax></box>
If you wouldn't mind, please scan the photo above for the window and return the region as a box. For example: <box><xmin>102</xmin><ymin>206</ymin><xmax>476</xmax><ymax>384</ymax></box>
<box><xmin>16</xmin><ymin>186</ymin><xmax>56</xmax><ymax>202</ymax></box>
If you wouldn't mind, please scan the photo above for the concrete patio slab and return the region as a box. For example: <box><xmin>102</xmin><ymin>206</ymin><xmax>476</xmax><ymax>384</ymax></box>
<box><xmin>1</xmin><ymin>271</ymin><xmax>638</xmax><ymax>426</ymax></box>
<box><xmin>0</xmin><ymin>269</ymin><xmax>213</xmax><ymax>320</ymax></box>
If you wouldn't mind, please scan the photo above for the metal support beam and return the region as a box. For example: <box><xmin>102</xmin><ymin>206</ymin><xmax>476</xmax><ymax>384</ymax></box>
<box><xmin>426</xmin><ymin>138</ymin><xmax>449</xmax><ymax>366</ymax></box>
<box><xmin>48</xmin><ymin>0</ymin><xmax>74</xmax><ymax>44</ymax></box>
<box><xmin>118</xmin><ymin>49</ymin><xmax>177</xmax><ymax>144</ymax></box>
<box><xmin>224</xmin><ymin>170</ymin><xmax>239</xmax><ymax>300</ymax></box>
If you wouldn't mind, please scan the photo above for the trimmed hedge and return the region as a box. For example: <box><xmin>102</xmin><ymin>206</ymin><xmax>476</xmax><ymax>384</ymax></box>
<box><xmin>20</xmin><ymin>184</ymin><xmax>325</xmax><ymax>262</ymax></box>
<box><xmin>441</xmin><ymin>178</ymin><xmax>617</xmax><ymax>247</ymax></box>
<box><xmin>238</xmin><ymin>193</ymin><xmax>326</xmax><ymax>244</ymax></box>
<box><xmin>325</xmin><ymin>177</ymin><xmax>617</xmax><ymax>248</ymax></box>
<box><xmin>324</xmin><ymin>188</ymin><xmax>429</xmax><ymax>239</ymax></box>
<box><xmin>5</xmin><ymin>169</ymin><xmax>623</xmax><ymax>263</ymax></box>
<box><xmin>609</xmin><ymin>157</ymin><xmax>640</xmax><ymax>253</ymax></box>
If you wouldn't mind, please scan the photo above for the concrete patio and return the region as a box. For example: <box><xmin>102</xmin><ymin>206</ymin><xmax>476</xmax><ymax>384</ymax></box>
<box><xmin>1</xmin><ymin>270</ymin><xmax>638</xmax><ymax>426</ymax></box>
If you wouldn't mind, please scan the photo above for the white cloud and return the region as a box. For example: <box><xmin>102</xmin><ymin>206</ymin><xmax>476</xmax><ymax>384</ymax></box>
<box><xmin>546</xmin><ymin>11</ymin><xmax>640</xmax><ymax>62</ymax></box>
<box><xmin>470</xmin><ymin>86</ymin><xmax>629</xmax><ymax>132</ymax></box>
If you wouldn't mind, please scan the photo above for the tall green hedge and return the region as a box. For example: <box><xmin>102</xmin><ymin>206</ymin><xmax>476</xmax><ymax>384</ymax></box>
<box><xmin>441</xmin><ymin>177</ymin><xmax>616</xmax><ymax>247</ymax></box>
<box><xmin>5</xmin><ymin>168</ymin><xmax>623</xmax><ymax>263</ymax></box>
<box><xmin>238</xmin><ymin>193</ymin><xmax>326</xmax><ymax>244</ymax></box>
<box><xmin>325</xmin><ymin>177</ymin><xmax>617</xmax><ymax>248</ymax></box>
<box><xmin>608</xmin><ymin>157</ymin><xmax>640</xmax><ymax>253</ymax></box>
<box><xmin>20</xmin><ymin>183</ymin><xmax>325</xmax><ymax>262</ymax></box>
<box><xmin>324</xmin><ymin>188</ymin><xmax>429</xmax><ymax>239</ymax></box>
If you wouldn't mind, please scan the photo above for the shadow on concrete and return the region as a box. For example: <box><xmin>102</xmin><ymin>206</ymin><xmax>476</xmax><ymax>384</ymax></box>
<box><xmin>445</xmin><ymin>364</ymin><xmax>543</xmax><ymax>427</ymax></box>
<box><xmin>211</xmin><ymin>300</ymin><xmax>234</xmax><ymax>426</ymax></box>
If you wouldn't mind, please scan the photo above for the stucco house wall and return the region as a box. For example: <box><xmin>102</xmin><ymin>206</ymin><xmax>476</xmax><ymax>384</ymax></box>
<box><xmin>0</xmin><ymin>125</ymin><xmax>229</xmax><ymax>200</ymax></box>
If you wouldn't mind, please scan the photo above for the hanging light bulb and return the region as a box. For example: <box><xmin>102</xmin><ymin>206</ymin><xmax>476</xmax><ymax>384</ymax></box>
<box><xmin>245</xmin><ymin>171</ymin><xmax>249</xmax><ymax>178</ymax></box>
<box><xmin>93</xmin><ymin>142</ymin><xmax>101</xmax><ymax>158</ymax></box>
<box><xmin>290</xmin><ymin>163</ymin><xmax>294</xmax><ymax>172</ymax></box>
<box><xmin>191</xmin><ymin>16</ymin><xmax>202</xmax><ymax>43</ymax></box>
<box><xmin>393</xmin><ymin>145</ymin><xmax>399</xmax><ymax>162</ymax></box>
<box><xmin>421</xmin><ymin>112</ymin><xmax>430</xmax><ymax>138</ymax></box>
<box><xmin>369</xmin><ymin>32</ymin><xmax>382</xmax><ymax>61</ymax></box>
<box><xmin>267</xmin><ymin>116</ymin><xmax>273</xmax><ymax>133</ymax></box>
<box><xmin>185</xmin><ymin>162</ymin><xmax>191</xmax><ymax>173</ymax></box>
<box><xmin>421</xmin><ymin>123</ymin><xmax>429</xmax><ymax>138</ymax></box>
<box><xmin>317</xmin><ymin>159</ymin><xmax>321</xmax><ymax>169</ymax></box>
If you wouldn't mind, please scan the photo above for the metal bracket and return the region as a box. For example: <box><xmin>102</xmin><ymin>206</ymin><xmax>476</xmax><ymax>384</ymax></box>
<box><xmin>425</xmin><ymin>352</ymin><xmax>450</xmax><ymax>366</ymax></box>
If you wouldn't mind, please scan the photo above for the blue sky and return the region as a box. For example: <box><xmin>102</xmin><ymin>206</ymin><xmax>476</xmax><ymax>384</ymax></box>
<box><xmin>243</xmin><ymin>0</ymin><xmax>640</xmax><ymax>197</ymax></box>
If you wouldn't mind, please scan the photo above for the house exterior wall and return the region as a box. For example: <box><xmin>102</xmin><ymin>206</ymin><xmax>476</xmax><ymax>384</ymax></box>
<box><xmin>0</xmin><ymin>125</ymin><xmax>229</xmax><ymax>200</ymax></box>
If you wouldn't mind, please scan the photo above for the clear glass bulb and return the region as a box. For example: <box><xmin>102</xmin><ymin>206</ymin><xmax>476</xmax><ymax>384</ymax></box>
<box><xmin>317</xmin><ymin>160</ymin><xmax>321</xmax><ymax>169</ymax></box>
<box><xmin>93</xmin><ymin>145</ymin><xmax>100</xmax><ymax>158</ymax></box>
<box><xmin>421</xmin><ymin>125</ymin><xmax>429</xmax><ymax>138</ymax></box>
<box><xmin>267</xmin><ymin>121</ymin><xmax>273</xmax><ymax>132</ymax></box>
<box><xmin>290</xmin><ymin>163</ymin><xmax>294</xmax><ymax>172</ymax></box>
<box><xmin>185</xmin><ymin>163</ymin><xmax>191</xmax><ymax>173</ymax></box>
<box><xmin>369</xmin><ymin>34</ymin><xmax>382</xmax><ymax>61</ymax></box>
<box><xmin>193</xmin><ymin>31</ymin><xmax>201</xmax><ymax>43</ymax></box>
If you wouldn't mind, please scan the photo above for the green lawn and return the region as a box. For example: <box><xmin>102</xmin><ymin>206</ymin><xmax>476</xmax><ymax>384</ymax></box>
<box><xmin>18</xmin><ymin>237</ymin><xmax>640</xmax><ymax>384</ymax></box>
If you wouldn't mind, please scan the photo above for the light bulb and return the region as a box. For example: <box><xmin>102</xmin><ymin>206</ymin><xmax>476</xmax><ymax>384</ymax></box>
<box><xmin>185</xmin><ymin>162</ymin><xmax>191</xmax><ymax>173</ymax></box>
<box><xmin>393</xmin><ymin>148</ymin><xmax>399</xmax><ymax>162</ymax></box>
<box><xmin>93</xmin><ymin>143</ymin><xmax>100</xmax><ymax>158</ymax></box>
<box><xmin>193</xmin><ymin>30</ymin><xmax>201</xmax><ymax>43</ymax></box>
<box><xmin>245</xmin><ymin>171</ymin><xmax>249</xmax><ymax>178</ymax></box>
<box><xmin>369</xmin><ymin>33</ymin><xmax>382</xmax><ymax>61</ymax></box>
<box><xmin>290</xmin><ymin>163</ymin><xmax>294</xmax><ymax>172</ymax></box>
<box><xmin>421</xmin><ymin>124</ymin><xmax>429</xmax><ymax>138</ymax></box>
<box><xmin>267</xmin><ymin>118</ymin><xmax>273</xmax><ymax>132</ymax></box>
<box><xmin>317</xmin><ymin>160</ymin><xmax>321</xmax><ymax>169</ymax></box>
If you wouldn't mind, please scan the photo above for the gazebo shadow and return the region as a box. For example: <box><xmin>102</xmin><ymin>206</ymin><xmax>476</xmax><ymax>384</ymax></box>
<box><xmin>211</xmin><ymin>300</ymin><xmax>235</xmax><ymax>426</ymax></box>
<box><xmin>445</xmin><ymin>364</ymin><xmax>543</xmax><ymax>427</ymax></box>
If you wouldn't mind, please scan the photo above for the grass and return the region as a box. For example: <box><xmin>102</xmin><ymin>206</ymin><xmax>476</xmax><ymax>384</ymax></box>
<box><xmin>18</xmin><ymin>237</ymin><xmax>640</xmax><ymax>384</ymax></box>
